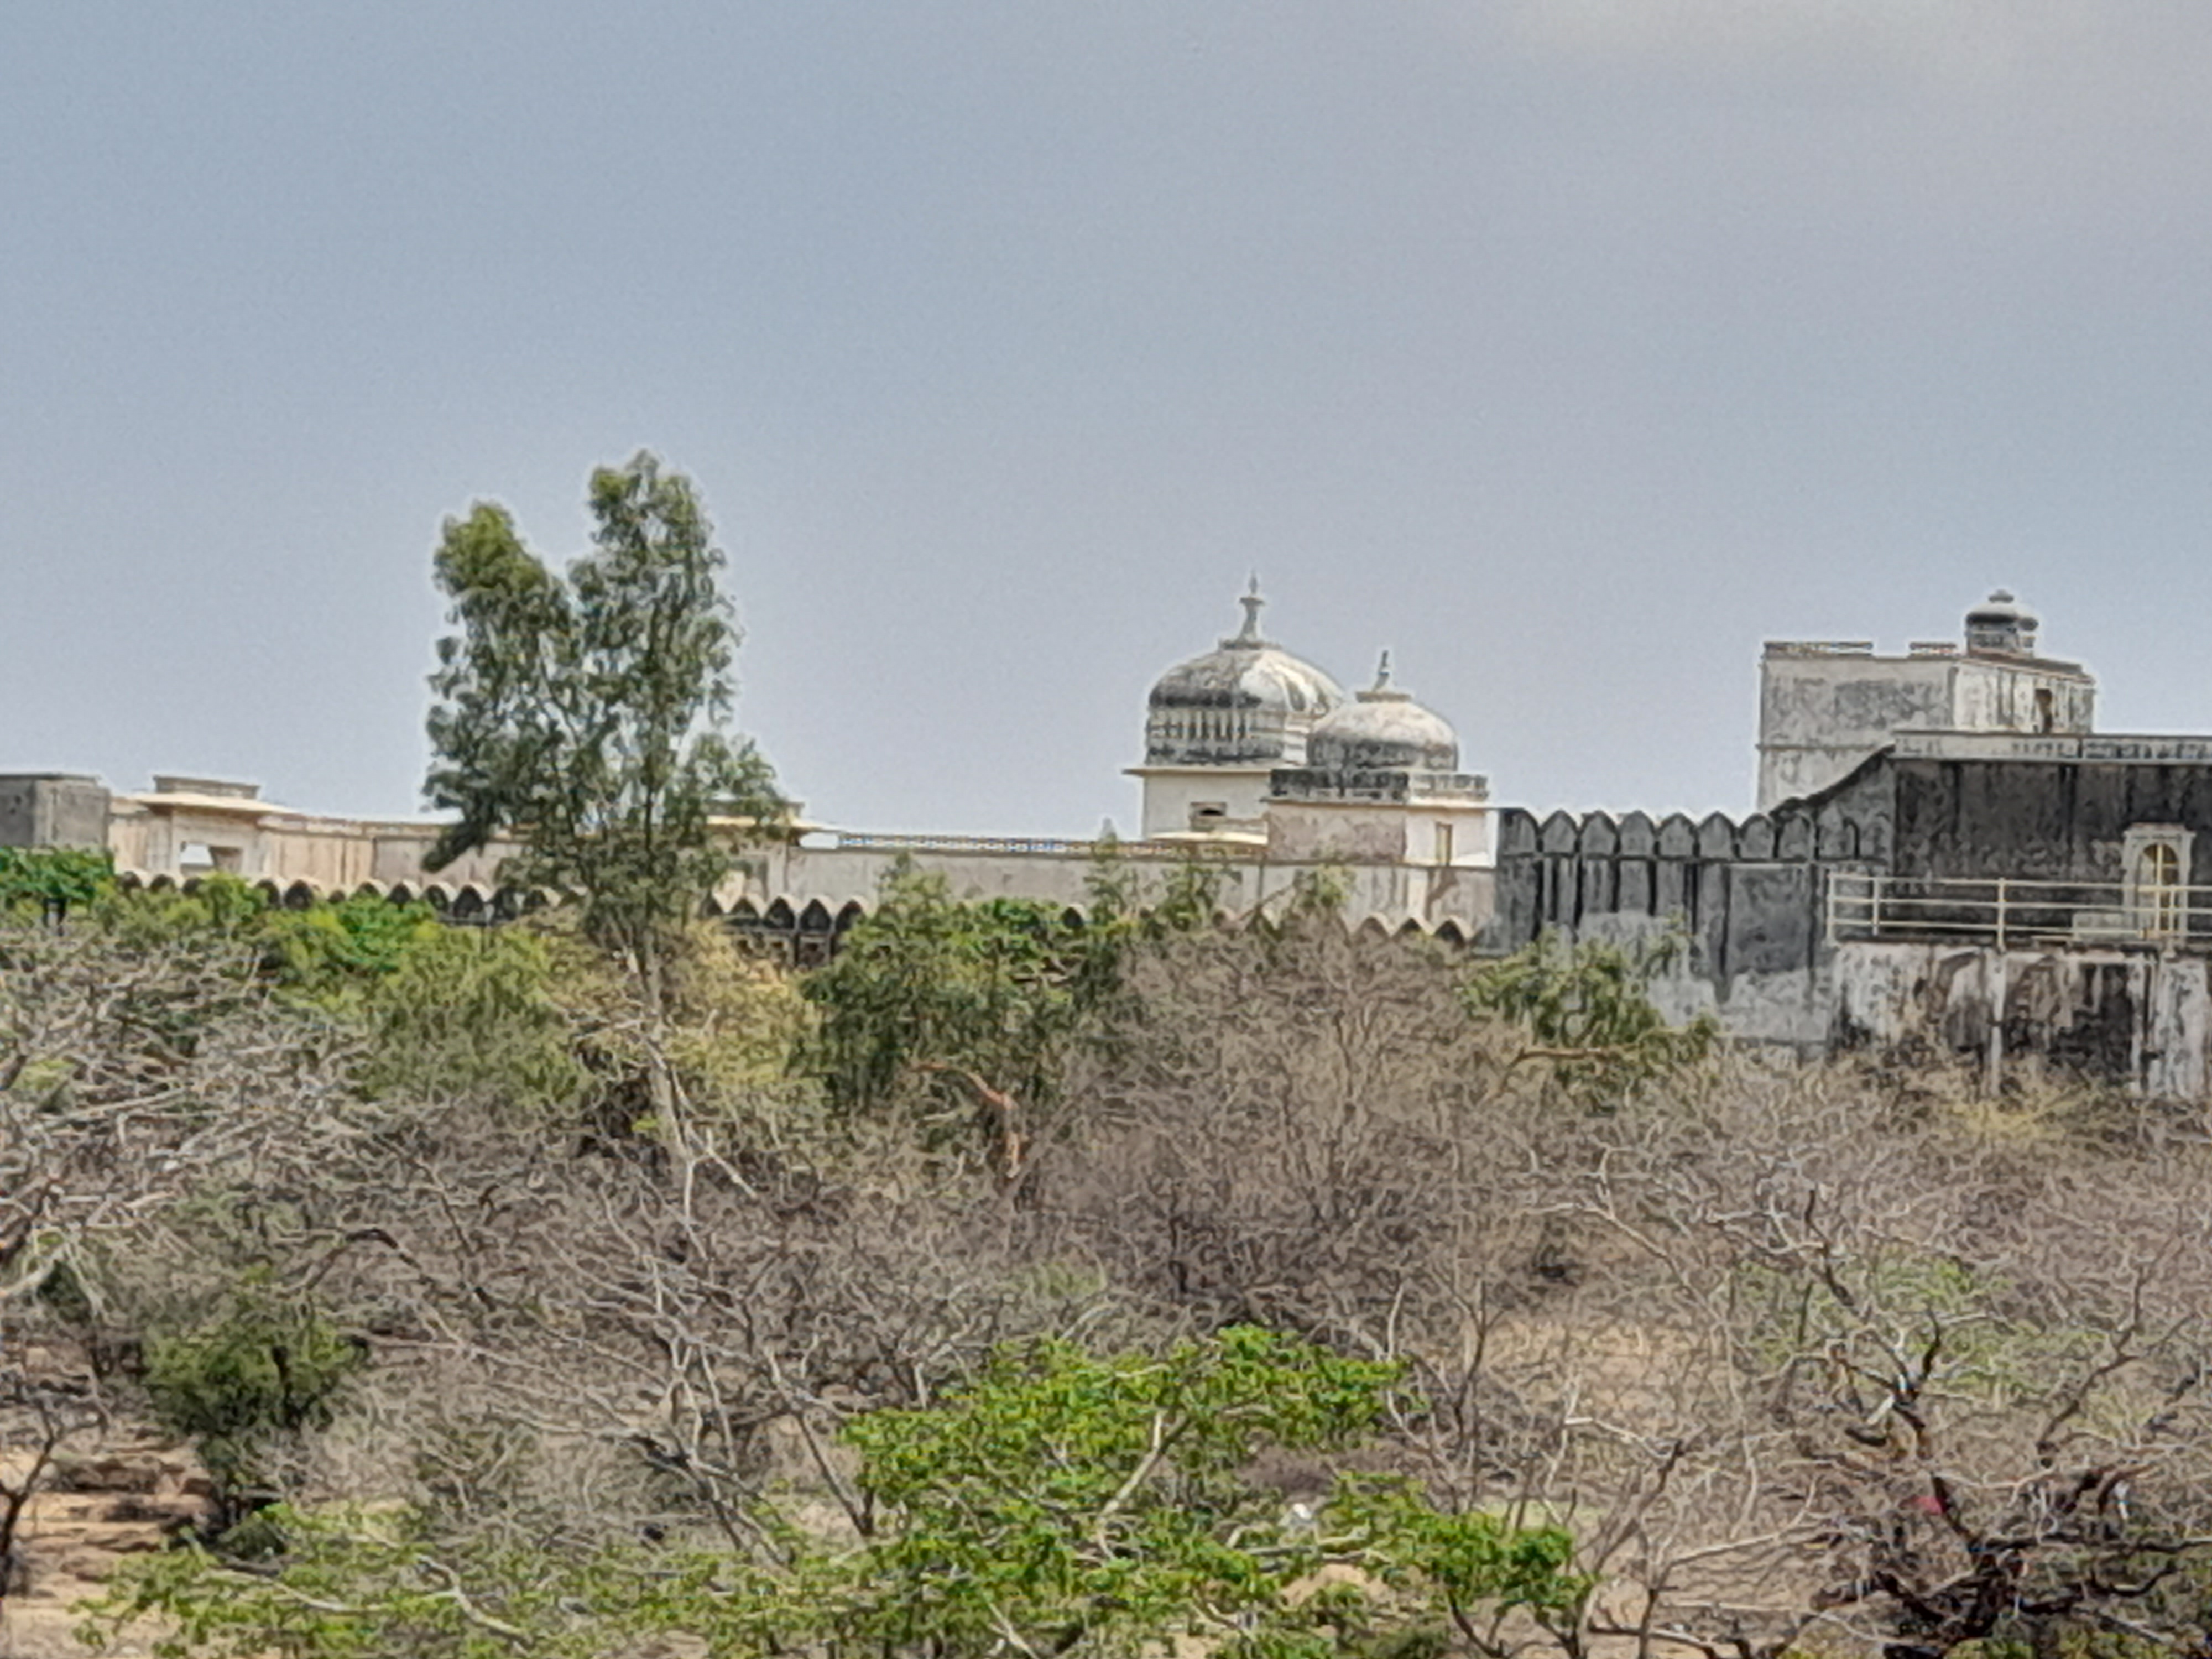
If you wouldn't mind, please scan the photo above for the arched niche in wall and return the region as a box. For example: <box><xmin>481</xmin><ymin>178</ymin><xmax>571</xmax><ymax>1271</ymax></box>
<box><xmin>1494</xmin><ymin>811</ymin><xmax>1540</xmax><ymax>859</ymax></box>
<box><xmin>1776</xmin><ymin>814</ymin><xmax>1813</xmax><ymax>862</ymax></box>
<box><xmin>1613</xmin><ymin>812</ymin><xmax>1657</xmax><ymax>915</ymax></box>
<box><xmin>1658</xmin><ymin>815</ymin><xmax>1697</xmax><ymax>859</ymax></box>
<box><xmin>796</xmin><ymin>898</ymin><xmax>837</xmax><ymax>966</ymax></box>
<box><xmin>1571</xmin><ymin>813</ymin><xmax>1621</xmax><ymax>915</ymax></box>
<box><xmin>1815</xmin><ymin>803</ymin><xmax>1858</xmax><ymax>861</ymax></box>
<box><xmin>1738</xmin><ymin>815</ymin><xmax>1776</xmax><ymax>861</ymax></box>
<box><xmin>1577</xmin><ymin>813</ymin><xmax>1620</xmax><ymax>857</ymax></box>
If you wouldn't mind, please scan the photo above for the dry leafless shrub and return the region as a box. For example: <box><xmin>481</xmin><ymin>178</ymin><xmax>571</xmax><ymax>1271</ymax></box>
<box><xmin>20</xmin><ymin>906</ymin><xmax>2212</xmax><ymax>1659</ymax></box>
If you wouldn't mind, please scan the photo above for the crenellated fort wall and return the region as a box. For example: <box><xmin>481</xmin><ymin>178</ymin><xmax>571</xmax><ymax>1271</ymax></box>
<box><xmin>0</xmin><ymin>773</ymin><xmax>1499</xmax><ymax>957</ymax></box>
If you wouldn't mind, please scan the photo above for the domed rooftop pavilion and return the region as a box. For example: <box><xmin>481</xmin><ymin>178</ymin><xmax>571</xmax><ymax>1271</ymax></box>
<box><xmin>1263</xmin><ymin>652</ymin><xmax>1491</xmax><ymax>869</ymax></box>
<box><xmin>1131</xmin><ymin>581</ymin><xmax>1347</xmax><ymax>839</ymax></box>
<box><xmin>1143</xmin><ymin>580</ymin><xmax>1345</xmax><ymax>768</ymax></box>
<box><xmin>1305</xmin><ymin>653</ymin><xmax>1460</xmax><ymax>774</ymax></box>
<box><xmin>1964</xmin><ymin>589</ymin><xmax>2040</xmax><ymax>656</ymax></box>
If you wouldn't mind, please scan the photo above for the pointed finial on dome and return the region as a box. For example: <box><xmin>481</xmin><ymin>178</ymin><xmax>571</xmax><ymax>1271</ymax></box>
<box><xmin>1359</xmin><ymin>649</ymin><xmax>1410</xmax><ymax>702</ymax></box>
<box><xmin>1229</xmin><ymin>575</ymin><xmax>1267</xmax><ymax>646</ymax></box>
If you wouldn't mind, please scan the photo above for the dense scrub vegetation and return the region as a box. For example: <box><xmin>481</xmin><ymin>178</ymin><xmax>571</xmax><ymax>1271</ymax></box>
<box><xmin>8</xmin><ymin>854</ymin><xmax>2212</xmax><ymax>1659</ymax></box>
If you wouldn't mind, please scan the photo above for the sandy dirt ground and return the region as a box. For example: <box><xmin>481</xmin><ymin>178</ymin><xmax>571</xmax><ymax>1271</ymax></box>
<box><xmin>2</xmin><ymin>1435</ymin><xmax>208</xmax><ymax>1659</ymax></box>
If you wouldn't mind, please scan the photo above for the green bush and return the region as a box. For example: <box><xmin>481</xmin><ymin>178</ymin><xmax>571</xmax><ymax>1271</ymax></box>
<box><xmin>93</xmin><ymin>872</ymin><xmax>273</xmax><ymax>951</ymax></box>
<box><xmin>357</xmin><ymin>920</ymin><xmax>582</xmax><ymax>1112</ymax></box>
<box><xmin>0</xmin><ymin>845</ymin><xmax>114</xmax><ymax>919</ymax></box>
<box><xmin>801</xmin><ymin>862</ymin><xmax>1106</xmax><ymax>1123</ymax></box>
<box><xmin>144</xmin><ymin>1287</ymin><xmax>364</xmax><ymax>1519</ymax></box>
<box><xmin>86</xmin><ymin>1328</ymin><xmax>1587</xmax><ymax>1659</ymax></box>
<box><xmin>263</xmin><ymin>893</ymin><xmax>444</xmax><ymax>1009</ymax></box>
<box><xmin>1463</xmin><ymin>928</ymin><xmax>1717</xmax><ymax>1098</ymax></box>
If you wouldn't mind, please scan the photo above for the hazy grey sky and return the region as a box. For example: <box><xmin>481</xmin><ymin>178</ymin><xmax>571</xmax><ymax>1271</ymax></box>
<box><xmin>9</xmin><ymin>3</ymin><xmax>2212</xmax><ymax>833</ymax></box>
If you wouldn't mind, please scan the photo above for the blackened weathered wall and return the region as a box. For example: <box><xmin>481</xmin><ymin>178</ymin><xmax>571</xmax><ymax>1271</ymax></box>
<box><xmin>0</xmin><ymin>774</ymin><xmax>113</xmax><ymax>850</ymax></box>
<box><xmin>1834</xmin><ymin>942</ymin><xmax>2210</xmax><ymax>1100</ymax></box>
<box><xmin>1491</xmin><ymin>782</ymin><xmax>1890</xmax><ymax>985</ymax></box>
<box><xmin>1889</xmin><ymin>756</ymin><xmax>2212</xmax><ymax>881</ymax></box>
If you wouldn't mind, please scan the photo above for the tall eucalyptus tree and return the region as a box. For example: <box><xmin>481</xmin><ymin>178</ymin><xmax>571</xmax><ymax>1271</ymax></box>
<box><xmin>424</xmin><ymin>452</ymin><xmax>781</xmax><ymax>1027</ymax></box>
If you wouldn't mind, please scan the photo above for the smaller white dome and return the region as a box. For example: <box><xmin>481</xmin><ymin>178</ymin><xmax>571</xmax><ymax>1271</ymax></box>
<box><xmin>1306</xmin><ymin>654</ymin><xmax>1459</xmax><ymax>773</ymax></box>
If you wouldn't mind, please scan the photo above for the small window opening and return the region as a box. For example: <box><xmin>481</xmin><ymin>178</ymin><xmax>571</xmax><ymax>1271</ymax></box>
<box><xmin>2139</xmin><ymin>842</ymin><xmax>2184</xmax><ymax>938</ymax></box>
<box><xmin>1435</xmin><ymin>822</ymin><xmax>1455</xmax><ymax>866</ymax></box>
<box><xmin>2034</xmin><ymin>687</ymin><xmax>2056</xmax><ymax>734</ymax></box>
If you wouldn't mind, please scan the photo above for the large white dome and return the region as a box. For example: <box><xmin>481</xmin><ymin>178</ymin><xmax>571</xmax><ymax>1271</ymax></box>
<box><xmin>1144</xmin><ymin>585</ymin><xmax>1345</xmax><ymax>767</ymax></box>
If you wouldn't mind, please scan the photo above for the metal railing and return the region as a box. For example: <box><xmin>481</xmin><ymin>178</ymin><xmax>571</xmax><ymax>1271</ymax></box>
<box><xmin>814</xmin><ymin>832</ymin><xmax>1249</xmax><ymax>861</ymax></box>
<box><xmin>1764</xmin><ymin>640</ymin><xmax>1876</xmax><ymax>658</ymax></box>
<box><xmin>1827</xmin><ymin>870</ymin><xmax>2212</xmax><ymax>951</ymax></box>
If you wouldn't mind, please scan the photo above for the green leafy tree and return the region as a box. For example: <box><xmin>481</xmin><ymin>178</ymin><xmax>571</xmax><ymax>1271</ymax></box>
<box><xmin>1463</xmin><ymin>930</ymin><xmax>1716</xmax><ymax>1099</ymax></box>
<box><xmin>0</xmin><ymin>846</ymin><xmax>114</xmax><ymax>921</ymax></box>
<box><xmin>538</xmin><ymin>915</ymin><xmax>817</xmax><ymax>1146</ymax></box>
<box><xmin>261</xmin><ymin>893</ymin><xmax>444</xmax><ymax>1011</ymax></box>
<box><xmin>422</xmin><ymin>453</ymin><xmax>782</xmax><ymax>1016</ymax></box>
<box><xmin>80</xmin><ymin>1508</ymin><xmax>760</xmax><ymax>1659</ymax></box>
<box><xmin>86</xmin><ymin>1328</ymin><xmax>1585</xmax><ymax>1659</ymax></box>
<box><xmin>352</xmin><ymin>921</ymin><xmax>582</xmax><ymax>1113</ymax></box>
<box><xmin>801</xmin><ymin>861</ymin><xmax>1119</xmax><ymax>1175</ymax></box>
<box><xmin>143</xmin><ymin>1285</ymin><xmax>365</xmax><ymax>1531</ymax></box>
<box><xmin>800</xmin><ymin>853</ymin><xmax>1272</xmax><ymax>1175</ymax></box>
<box><xmin>830</xmin><ymin>1326</ymin><xmax>1586</xmax><ymax>1659</ymax></box>
<box><xmin>93</xmin><ymin>870</ymin><xmax>272</xmax><ymax>952</ymax></box>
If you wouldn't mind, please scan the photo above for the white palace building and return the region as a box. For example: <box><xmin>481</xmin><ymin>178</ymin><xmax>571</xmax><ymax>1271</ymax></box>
<box><xmin>0</xmin><ymin>584</ymin><xmax>1503</xmax><ymax>948</ymax></box>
